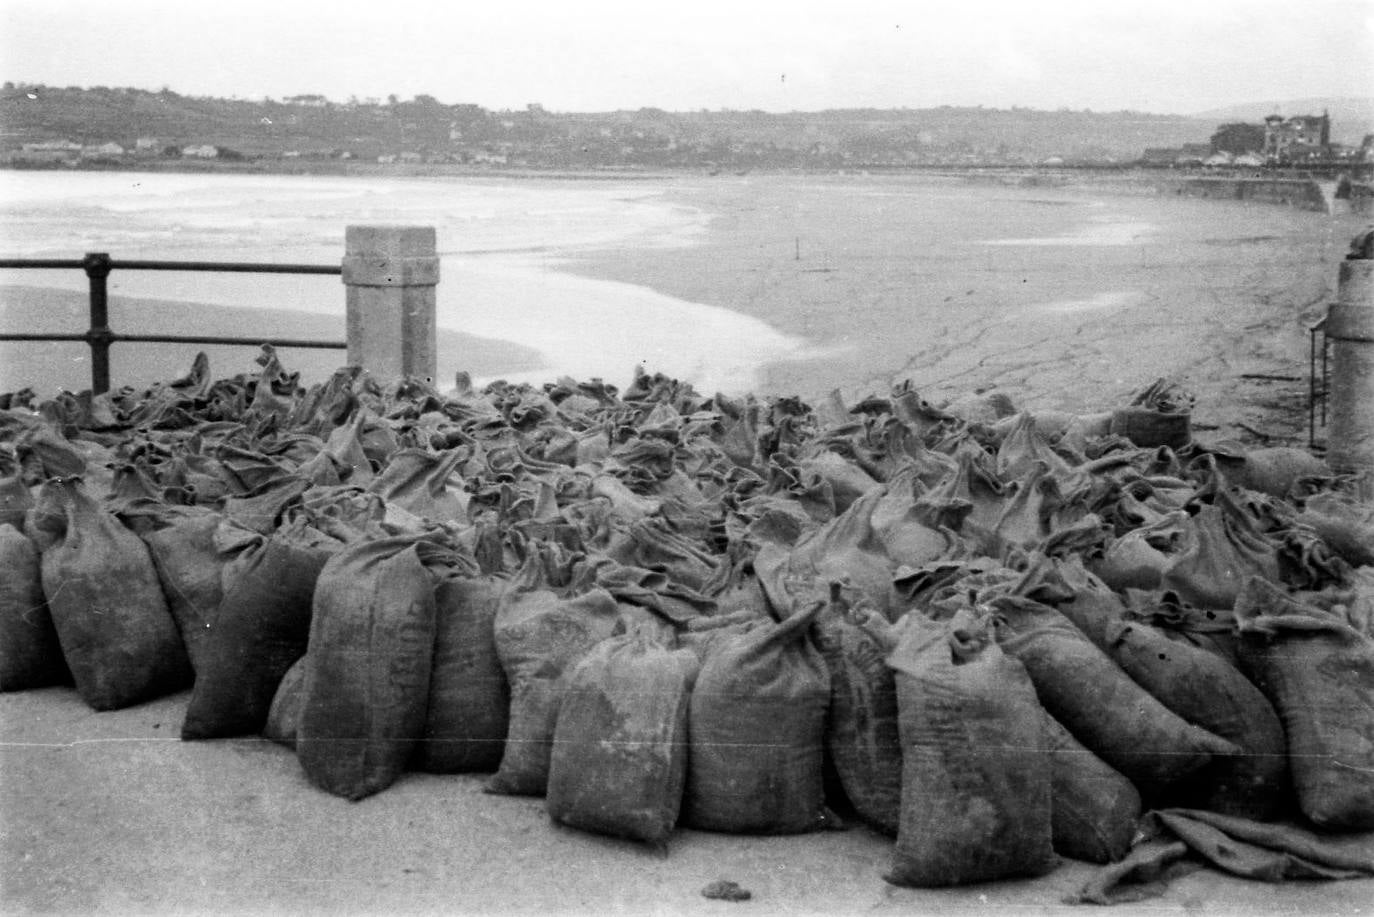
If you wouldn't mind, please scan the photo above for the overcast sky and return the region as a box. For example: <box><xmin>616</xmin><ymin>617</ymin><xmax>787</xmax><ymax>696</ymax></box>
<box><xmin>2</xmin><ymin>0</ymin><xmax>1371</xmax><ymax>115</ymax></box>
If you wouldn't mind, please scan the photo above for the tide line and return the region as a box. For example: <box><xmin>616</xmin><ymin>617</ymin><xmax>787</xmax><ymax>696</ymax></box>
<box><xmin>441</xmin><ymin>255</ymin><xmax>807</xmax><ymax>394</ymax></box>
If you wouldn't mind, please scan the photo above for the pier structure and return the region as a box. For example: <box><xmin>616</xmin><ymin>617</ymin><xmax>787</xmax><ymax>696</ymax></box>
<box><xmin>342</xmin><ymin>225</ymin><xmax>440</xmax><ymax>384</ymax></box>
<box><xmin>1326</xmin><ymin>229</ymin><xmax>1374</xmax><ymax>497</ymax></box>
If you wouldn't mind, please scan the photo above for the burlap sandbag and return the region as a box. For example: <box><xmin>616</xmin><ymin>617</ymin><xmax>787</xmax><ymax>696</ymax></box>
<box><xmin>1107</xmin><ymin>616</ymin><xmax>1288</xmax><ymax>820</ymax></box>
<box><xmin>181</xmin><ymin>519</ymin><xmax>339</xmax><ymax>740</ymax></box>
<box><xmin>297</xmin><ymin>535</ymin><xmax>438</xmax><ymax>801</ymax></box>
<box><xmin>415</xmin><ymin>567</ymin><xmax>510</xmax><ymax>774</ymax></box>
<box><xmin>992</xmin><ymin>595</ymin><xmax>1238</xmax><ymax>797</ymax></box>
<box><xmin>27</xmin><ymin>478</ymin><xmax>191</xmax><ymax>710</ymax></box>
<box><xmin>0</xmin><ymin>523</ymin><xmax>68</xmax><ymax>690</ymax></box>
<box><xmin>886</xmin><ymin>608</ymin><xmax>1055</xmax><ymax>887</ymax></box>
<box><xmin>1236</xmin><ymin>577</ymin><xmax>1374</xmax><ymax>830</ymax></box>
<box><xmin>262</xmin><ymin>656</ymin><xmax>307</xmax><ymax>749</ymax></box>
<box><xmin>0</xmin><ymin>471</ymin><xmax>33</xmax><ymax>531</ymax></box>
<box><xmin>141</xmin><ymin>510</ymin><xmax>233</xmax><ymax>675</ymax></box>
<box><xmin>487</xmin><ymin>551</ymin><xmax>621</xmax><ymax>796</ymax></box>
<box><xmin>1160</xmin><ymin>499</ymin><xmax>1281</xmax><ymax>611</ymax></box>
<box><xmin>812</xmin><ymin>599</ymin><xmax>902</xmax><ymax>836</ymax></box>
<box><xmin>546</xmin><ymin>631</ymin><xmax>700</xmax><ymax>845</ymax></box>
<box><xmin>1043</xmin><ymin>711</ymin><xmax>1141</xmax><ymax>864</ymax></box>
<box><xmin>683</xmin><ymin>598</ymin><xmax>832</xmax><ymax>834</ymax></box>
<box><xmin>1109</xmin><ymin>379</ymin><xmax>1194</xmax><ymax>451</ymax></box>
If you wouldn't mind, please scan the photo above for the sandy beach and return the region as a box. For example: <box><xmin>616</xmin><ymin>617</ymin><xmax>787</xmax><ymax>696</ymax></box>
<box><xmin>3</xmin><ymin>171</ymin><xmax>1366</xmax><ymax>450</ymax></box>
<box><xmin>564</xmin><ymin>173</ymin><xmax>1370</xmax><ymax>446</ymax></box>
<box><xmin>0</xmin><ymin>285</ymin><xmax>546</xmax><ymax>395</ymax></box>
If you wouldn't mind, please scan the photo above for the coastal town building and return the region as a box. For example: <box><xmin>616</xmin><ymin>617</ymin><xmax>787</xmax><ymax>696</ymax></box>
<box><xmin>1175</xmin><ymin>143</ymin><xmax>1213</xmax><ymax>167</ymax></box>
<box><xmin>1264</xmin><ymin>112</ymin><xmax>1331</xmax><ymax>163</ymax></box>
<box><xmin>10</xmin><ymin>140</ymin><xmax>81</xmax><ymax>165</ymax></box>
<box><xmin>1143</xmin><ymin>111</ymin><xmax>1359</xmax><ymax>174</ymax></box>
<box><xmin>82</xmin><ymin>142</ymin><xmax>125</xmax><ymax>159</ymax></box>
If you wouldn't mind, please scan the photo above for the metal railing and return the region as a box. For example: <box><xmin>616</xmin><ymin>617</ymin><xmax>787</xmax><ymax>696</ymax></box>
<box><xmin>0</xmin><ymin>252</ymin><xmax>345</xmax><ymax>394</ymax></box>
<box><xmin>1310</xmin><ymin>316</ymin><xmax>1329</xmax><ymax>451</ymax></box>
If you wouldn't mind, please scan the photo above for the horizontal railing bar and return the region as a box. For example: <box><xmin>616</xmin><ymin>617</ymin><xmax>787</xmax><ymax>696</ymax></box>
<box><xmin>0</xmin><ymin>332</ymin><xmax>344</xmax><ymax>349</ymax></box>
<box><xmin>111</xmin><ymin>260</ymin><xmax>342</xmax><ymax>275</ymax></box>
<box><xmin>0</xmin><ymin>259</ymin><xmax>88</xmax><ymax>269</ymax></box>
<box><xmin>116</xmin><ymin>334</ymin><xmax>346</xmax><ymax>348</ymax></box>
<box><xmin>0</xmin><ymin>258</ymin><xmax>340</xmax><ymax>275</ymax></box>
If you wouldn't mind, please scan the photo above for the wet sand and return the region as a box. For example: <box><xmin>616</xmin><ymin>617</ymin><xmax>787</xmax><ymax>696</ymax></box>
<box><xmin>0</xmin><ymin>285</ymin><xmax>545</xmax><ymax>395</ymax></box>
<box><xmin>565</xmin><ymin>173</ymin><xmax>1366</xmax><ymax>445</ymax></box>
<box><xmin>4</xmin><ymin>173</ymin><xmax>1364</xmax><ymax>448</ymax></box>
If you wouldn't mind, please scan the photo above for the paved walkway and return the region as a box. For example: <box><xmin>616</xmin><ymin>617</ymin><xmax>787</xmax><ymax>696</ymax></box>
<box><xmin>3</xmin><ymin>687</ymin><xmax>1370</xmax><ymax>916</ymax></box>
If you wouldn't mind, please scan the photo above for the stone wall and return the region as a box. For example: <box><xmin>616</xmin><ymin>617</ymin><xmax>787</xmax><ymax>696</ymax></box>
<box><xmin>1166</xmin><ymin>177</ymin><xmax>1329</xmax><ymax>212</ymax></box>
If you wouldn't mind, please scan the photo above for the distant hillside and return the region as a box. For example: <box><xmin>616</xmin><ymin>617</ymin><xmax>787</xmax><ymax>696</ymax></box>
<box><xmin>1190</xmin><ymin>97</ymin><xmax>1374</xmax><ymax>143</ymax></box>
<box><xmin>0</xmin><ymin>83</ymin><xmax>1222</xmax><ymax>168</ymax></box>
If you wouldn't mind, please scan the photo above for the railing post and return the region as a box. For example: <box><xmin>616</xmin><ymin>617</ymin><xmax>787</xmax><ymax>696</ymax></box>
<box><xmin>1325</xmin><ymin>230</ymin><xmax>1374</xmax><ymax>499</ymax></box>
<box><xmin>341</xmin><ymin>226</ymin><xmax>439</xmax><ymax>383</ymax></box>
<box><xmin>81</xmin><ymin>252</ymin><xmax>113</xmax><ymax>394</ymax></box>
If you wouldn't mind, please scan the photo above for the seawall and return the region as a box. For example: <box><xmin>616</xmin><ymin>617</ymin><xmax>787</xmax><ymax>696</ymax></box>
<box><xmin>1165</xmin><ymin>176</ymin><xmax>1330</xmax><ymax>212</ymax></box>
<box><xmin>955</xmin><ymin>169</ymin><xmax>1373</xmax><ymax>215</ymax></box>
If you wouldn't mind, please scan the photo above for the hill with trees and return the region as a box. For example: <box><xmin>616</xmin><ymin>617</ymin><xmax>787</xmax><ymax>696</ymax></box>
<box><xmin>0</xmin><ymin>82</ymin><xmax>1303</xmax><ymax>170</ymax></box>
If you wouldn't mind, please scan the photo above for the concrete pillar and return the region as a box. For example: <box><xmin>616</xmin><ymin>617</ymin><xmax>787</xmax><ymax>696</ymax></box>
<box><xmin>342</xmin><ymin>225</ymin><xmax>439</xmax><ymax>382</ymax></box>
<box><xmin>1326</xmin><ymin>231</ymin><xmax>1374</xmax><ymax>498</ymax></box>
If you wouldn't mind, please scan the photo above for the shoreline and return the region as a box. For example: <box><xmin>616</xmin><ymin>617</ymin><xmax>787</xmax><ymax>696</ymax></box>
<box><xmin>0</xmin><ymin>284</ymin><xmax>546</xmax><ymax>395</ymax></box>
<box><xmin>7</xmin><ymin>160</ymin><xmax>1365</xmax><ymax>214</ymax></box>
<box><xmin>560</xmin><ymin>174</ymin><xmax>1368</xmax><ymax>445</ymax></box>
<box><xmin>3</xmin><ymin>170</ymin><xmax>1369</xmax><ymax>448</ymax></box>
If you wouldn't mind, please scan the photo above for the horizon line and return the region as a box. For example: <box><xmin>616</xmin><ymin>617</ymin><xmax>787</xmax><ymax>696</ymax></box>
<box><xmin>5</xmin><ymin>81</ymin><xmax>1374</xmax><ymax>121</ymax></box>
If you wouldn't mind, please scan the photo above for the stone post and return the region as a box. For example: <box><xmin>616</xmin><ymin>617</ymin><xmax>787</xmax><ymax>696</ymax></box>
<box><xmin>342</xmin><ymin>225</ymin><xmax>439</xmax><ymax>382</ymax></box>
<box><xmin>1326</xmin><ymin>230</ymin><xmax>1374</xmax><ymax>499</ymax></box>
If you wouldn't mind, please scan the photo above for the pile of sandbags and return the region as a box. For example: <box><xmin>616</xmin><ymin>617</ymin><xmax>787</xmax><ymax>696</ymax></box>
<box><xmin>3</xmin><ymin>353</ymin><xmax>1372</xmax><ymax>897</ymax></box>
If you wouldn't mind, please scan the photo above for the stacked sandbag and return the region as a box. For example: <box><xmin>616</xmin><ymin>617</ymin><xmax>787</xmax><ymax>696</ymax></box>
<box><xmin>1042</xmin><ymin>712</ymin><xmax>1141</xmax><ymax>864</ymax></box>
<box><xmin>1091</xmin><ymin>511</ymin><xmax>1188</xmax><ymax>593</ymax></box>
<box><xmin>262</xmin><ymin>656</ymin><xmax>307</xmax><ymax>749</ymax></box>
<box><xmin>990</xmin><ymin>594</ymin><xmax>1238</xmax><ymax>799</ymax></box>
<box><xmin>486</xmin><ymin>550</ymin><xmax>621</xmax><ymax>796</ymax></box>
<box><xmin>0</xmin><ymin>523</ymin><xmax>69</xmax><ymax>690</ymax></box>
<box><xmin>546</xmin><ymin>630</ymin><xmax>700</xmax><ymax>845</ymax></box>
<box><xmin>811</xmin><ymin>597</ymin><xmax>902</xmax><ymax>836</ymax></box>
<box><xmin>1105</xmin><ymin>617</ymin><xmax>1288</xmax><ymax>820</ymax></box>
<box><xmin>296</xmin><ymin>534</ymin><xmax>440</xmax><ymax>801</ymax></box>
<box><xmin>866</xmin><ymin>464</ymin><xmax>959</xmax><ymax>570</ymax></box>
<box><xmin>1109</xmin><ymin>378</ymin><xmax>1193</xmax><ymax>450</ymax></box>
<box><xmin>139</xmin><ymin>509</ymin><xmax>232</xmax><ymax>673</ymax></box>
<box><xmin>683</xmin><ymin>598</ymin><xmax>832</xmax><ymax>834</ymax></box>
<box><xmin>12</xmin><ymin>349</ymin><xmax>1374</xmax><ymax>894</ymax></box>
<box><xmin>1121</xmin><ymin>588</ymin><xmax>1243</xmax><ymax>666</ymax></box>
<box><xmin>757</xmin><ymin>487</ymin><xmax>900</xmax><ymax>618</ymax></box>
<box><xmin>25</xmin><ymin>478</ymin><xmax>192</xmax><ymax>710</ymax></box>
<box><xmin>1159</xmin><ymin>497</ymin><xmax>1282</xmax><ymax>611</ymax></box>
<box><xmin>1026</xmin><ymin>555</ymin><xmax>1129</xmax><ymax>653</ymax></box>
<box><xmin>414</xmin><ymin>557</ymin><xmax>510</xmax><ymax>774</ymax></box>
<box><xmin>885</xmin><ymin>606</ymin><xmax>1056</xmax><ymax>886</ymax></box>
<box><xmin>1235</xmin><ymin>577</ymin><xmax>1374</xmax><ymax>830</ymax></box>
<box><xmin>1298</xmin><ymin>490</ymin><xmax>1374</xmax><ymax>569</ymax></box>
<box><xmin>0</xmin><ymin>466</ymin><xmax>34</xmax><ymax>531</ymax></box>
<box><xmin>181</xmin><ymin>517</ymin><xmax>341</xmax><ymax>739</ymax></box>
<box><xmin>1205</xmin><ymin>443</ymin><xmax>1333</xmax><ymax>500</ymax></box>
